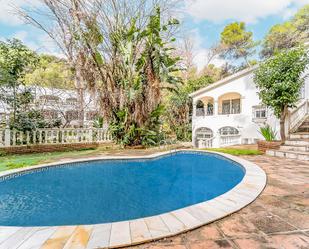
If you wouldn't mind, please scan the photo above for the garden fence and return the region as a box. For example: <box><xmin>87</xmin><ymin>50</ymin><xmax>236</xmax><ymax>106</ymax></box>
<box><xmin>0</xmin><ymin>128</ymin><xmax>112</xmax><ymax>147</ymax></box>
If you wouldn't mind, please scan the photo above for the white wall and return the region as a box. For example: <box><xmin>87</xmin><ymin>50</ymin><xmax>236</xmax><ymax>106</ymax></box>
<box><xmin>192</xmin><ymin>71</ymin><xmax>281</xmax><ymax>147</ymax></box>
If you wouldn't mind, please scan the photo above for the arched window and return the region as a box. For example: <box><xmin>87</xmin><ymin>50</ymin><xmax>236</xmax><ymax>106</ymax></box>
<box><xmin>218</xmin><ymin>92</ymin><xmax>241</xmax><ymax>115</ymax></box>
<box><xmin>219</xmin><ymin>126</ymin><xmax>239</xmax><ymax>136</ymax></box>
<box><xmin>196</xmin><ymin>100</ymin><xmax>205</xmax><ymax>116</ymax></box>
<box><xmin>195</xmin><ymin>127</ymin><xmax>213</xmax><ymax>147</ymax></box>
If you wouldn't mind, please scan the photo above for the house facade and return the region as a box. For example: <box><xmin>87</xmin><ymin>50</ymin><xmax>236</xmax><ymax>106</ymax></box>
<box><xmin>0</xmin><ymin>86</ymin><xmax>99</xmax><ymax>128</ymax></box>
<box><xmin>190</xmin><ymin>65</ymin><xmax>309</xmax><ymax>148</ymax></box>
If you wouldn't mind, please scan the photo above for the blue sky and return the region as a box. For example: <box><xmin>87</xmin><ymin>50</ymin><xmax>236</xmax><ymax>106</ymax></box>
<box><xmin>0</xmin><ymin>0</ymin><xmax>308</xmax><ymax>69</ymax></box>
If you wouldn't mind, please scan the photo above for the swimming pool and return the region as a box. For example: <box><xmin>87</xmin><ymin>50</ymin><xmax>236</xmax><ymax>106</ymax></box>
<box><xmin>0</xmin><ymin>151</ymin><xmax>245</xmax><ymax>227</ymax></box>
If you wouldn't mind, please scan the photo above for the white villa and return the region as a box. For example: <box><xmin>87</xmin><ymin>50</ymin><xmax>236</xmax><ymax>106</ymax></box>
<box><xmin>190</xmin><ymin>64</ymin><xmax>309</xmax><ymax>150</ymax></box>
<box><xmin>0</xmin><ymin>86</ymin><xmax>99</xmax><ymax>127</ymax></box>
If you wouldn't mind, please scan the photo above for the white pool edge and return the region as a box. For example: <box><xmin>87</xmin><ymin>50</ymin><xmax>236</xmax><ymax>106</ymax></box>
<box><xmin>0</xmin><ymin>149</ymin><xmax>267</xmax><ymax>249</ymax></box>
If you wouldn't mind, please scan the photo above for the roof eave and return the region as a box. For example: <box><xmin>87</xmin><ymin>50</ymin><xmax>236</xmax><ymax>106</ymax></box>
<box><xmin>189</xmin><ymin>65</ymin><xmax>258</xmax><ymax>98</ymax></box>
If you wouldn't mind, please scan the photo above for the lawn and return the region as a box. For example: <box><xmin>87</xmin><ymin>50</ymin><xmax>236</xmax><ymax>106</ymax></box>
<box><xmin>0</xmin><ymin>145</ymin><xmax>262</xmax><ymax>172</ymax></box>
<box><xmin>205</xmin><ymin>148</ymin><xmax>262</xmax><ymax>156</ymax></box>
<box><xmin>0</xmin><ymin>147</ymin><xmax>109</xmax><ymax>172</ymax></box>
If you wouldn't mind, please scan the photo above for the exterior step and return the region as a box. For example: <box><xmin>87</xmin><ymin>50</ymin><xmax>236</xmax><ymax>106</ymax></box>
<box><xmin>297</xmin><ymin>127</ymin><xmax>309</xmax><ymax>132</ymax></box>
<box><xmin>280</xmin><ymin>145</ymin><xmax>308</xmax><ymax>152</ymax></box>
<box><xmin>266</xmin><ymin>150</ymin><xmax>309</xmax><ymax>160</ymax></box>
<box><xmin>290</xmin><ymin>133</ymin><xmax>309</xmax><ymax>139</ymax></box>
<box><xmin>285</xmin><ymin>139</ymin><xmax>309</xmax><ymax>146</ymax></box>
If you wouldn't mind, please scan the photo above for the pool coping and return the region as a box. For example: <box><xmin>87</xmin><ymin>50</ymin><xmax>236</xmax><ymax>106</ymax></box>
<box><xmin>0</xmin><ymin>149</ymin><xmax>266</xmax><ymax>249</ymax></box>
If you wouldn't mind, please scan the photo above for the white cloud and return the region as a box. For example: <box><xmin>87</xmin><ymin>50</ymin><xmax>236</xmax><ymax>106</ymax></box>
<box><xmin>185</xmin><ymin>0</ymin><xmax>309</xmax><ymax>23</ymax></box>
<box><xmin>187</xmin><ymin>29</ymin><xmax>226</xmax><ymax>71</ymax></box>
<box><xmin>0</xmin><ymin>0</ymin><xmax>41</xmax><ymax>25</ymax></box>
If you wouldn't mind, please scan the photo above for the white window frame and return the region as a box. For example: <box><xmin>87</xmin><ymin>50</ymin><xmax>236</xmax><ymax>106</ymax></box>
<box><xmin>252</xmin><ymin>105</ymin><xmax>267</xmax><ymax>122</ymax></box>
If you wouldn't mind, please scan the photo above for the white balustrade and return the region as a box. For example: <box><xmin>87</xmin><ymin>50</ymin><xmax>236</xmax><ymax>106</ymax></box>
<box><xmin>0</xmin><ymin>128</ymin><xmax>112</xmax><ymax>148</ymax></box>
<box><xmin>197</xmin><ymin>137</ymin><xmax>214</xmax><ymax>148</ymax></box>
<box><xmin>289</xmin><ymin>100</ymin><xmax>309</xmax><ymax>132</ymax></box>
<box><xmin>219</xmin><ymin>135</ymin><xmax>241</xmax><ymax>147</ymax></box>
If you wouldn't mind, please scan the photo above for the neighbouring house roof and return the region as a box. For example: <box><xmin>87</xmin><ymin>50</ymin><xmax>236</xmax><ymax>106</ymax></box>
<box><xmin>189</xmin><ymin>64</ymin><xmax>259</xmax><ymax>98</ymax></box>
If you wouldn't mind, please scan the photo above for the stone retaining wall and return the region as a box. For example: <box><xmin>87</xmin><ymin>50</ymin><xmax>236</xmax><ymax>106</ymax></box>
<box><xmin>0</xmin><ymin>142</ymin><xmax>105</xmax><ymax>155</ymax></box>
<box><xmin>257</xmin><ymin>140</ymin><xmax>282</xmax><ymax>153</ymax></box>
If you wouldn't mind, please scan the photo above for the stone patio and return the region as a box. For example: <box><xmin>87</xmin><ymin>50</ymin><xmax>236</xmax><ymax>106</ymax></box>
<box><xmin>0</xmin><ymin>152</ymin><xmax>308</xmax><ymax>249</ymax></box>
<box><xmin>131</xmin><ymin>155</ymin><xmax>309</xmax><ymax>249</ymax></box>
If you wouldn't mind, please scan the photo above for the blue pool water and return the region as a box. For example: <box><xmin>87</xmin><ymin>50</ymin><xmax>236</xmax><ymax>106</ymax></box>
<box><xmin>0</xmin><ymin>152</ymin><xmax>245</xmax><ymax>226</ymax></box>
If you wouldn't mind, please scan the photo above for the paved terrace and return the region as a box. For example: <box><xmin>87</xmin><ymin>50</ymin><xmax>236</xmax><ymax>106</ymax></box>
<box><xmin>132</xmin><ymin>155</ymin><xmax>309</xmax><ymax>249</ymax></box>
<box><xmin>0</xmin><ymin>150</ymin><xmax>308</xmax><ymax>249</ymax></box>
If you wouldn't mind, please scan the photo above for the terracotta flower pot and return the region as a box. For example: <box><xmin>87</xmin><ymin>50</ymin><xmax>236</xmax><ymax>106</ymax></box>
<box><xmin>257</xmin><ymin>140</ymin><xmax>282</xmax><ymax>153</ymax></box>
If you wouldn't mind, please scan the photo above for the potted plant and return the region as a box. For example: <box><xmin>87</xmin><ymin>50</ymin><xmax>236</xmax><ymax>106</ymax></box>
<box><xmin>257</xmin><ymin>125</ymin><xmax>282</xmax><ymax>153</ymax></box>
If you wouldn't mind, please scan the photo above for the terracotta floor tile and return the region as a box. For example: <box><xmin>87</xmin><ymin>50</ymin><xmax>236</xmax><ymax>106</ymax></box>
<box><xmin>217</xmin><ymin>215</ymin><xmax>258</xmax><ymax>238</ymax></box>
<box><xmin>268</xmin><ymin>233</ymin><xmax>309</xmax><ymax>248</ymax></box>
<box><xmin>199</xmin><ymin>225</ymin><xmax>223</xmax><ymax>240</ymax></box>
<box><xmin>189</xmin><ymin>240</ymin><xmax>233</xmax><ymax>249</ymax></box>
<box><xmin>233</xmin><ymin>235</ymin><xmax>272</xmax><ymax>249</ymax></box>
<box><xmin>270</xmin><ymin>208</ymin><xmax>309</xmax><ymax>230</ymax></box>
<box><xmin>243</xmin><ymin>211</ymin><xmax>296</xmax><ymax>234</ymax></box>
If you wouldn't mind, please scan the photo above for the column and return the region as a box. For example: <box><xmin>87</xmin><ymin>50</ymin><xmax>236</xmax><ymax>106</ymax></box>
<box><xmin>192</xmin><ymin>100</ymin><xmax>197</xmax><ymax>118</ymax></box>
<box><xmin>214</xmin><ymin>100</ymin><xmax>218</xmax><ymax>116</ymax></box>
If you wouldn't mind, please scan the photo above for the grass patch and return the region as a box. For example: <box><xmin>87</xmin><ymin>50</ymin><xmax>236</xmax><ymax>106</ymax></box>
<box><xmin>205</xmin><ymin>148</ymin><xmax>262</xmax><ymax>156</ymax></box>
<box><xmin>0</xmin><ymin>147</ymin><xmax>113</xmax><ymax>172</ymax></box>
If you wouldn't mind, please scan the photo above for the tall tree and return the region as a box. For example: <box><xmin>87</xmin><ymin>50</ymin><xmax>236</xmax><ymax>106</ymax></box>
<box><xmin>261</xmin><ymin>4</ymin><xmax>309</xmax><ymax>58</ymax></box>
<box><xmin>24</xmin><ymin>54</ymin><xmax>74</xmax><ymax>89</ymax></box>
<box><xmin>254</xmin><ymin>47</ymin><xmax>309</xmax><ymax>142</ymax></box>
<box><xmin>219</xmin><ymin>22</ymin><xmax>257</xmax><ymax>67</ymax></box>
<box><xmin>177</xmin><ymin>36</ymin><xmax>196</xmax><ymax>82</ymax></box>
<box><xmin>20</xmin><ymin>0</ymin><xmax>181</xmax><ymax>146</ymax></box>
<box><xmin>261</xmin><ymin>22</ymin><xmax>300</xmax><ymax>58</ymax></box>
<box><xmin>0</xmin><ymin>39</ymin><xmax>38</xmax><ymax>124</ymax></box>
<box><xmin>292</xmin><ymin>5</ymin><xmax>309</xmax><ymax>37</ymax></box>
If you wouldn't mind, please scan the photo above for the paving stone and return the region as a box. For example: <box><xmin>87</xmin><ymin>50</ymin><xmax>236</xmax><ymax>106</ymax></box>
<box><xmin>268</xmin><ymin>233</ymin><xmax>309</xmax><ymax>248</ymax></box>
<box><xmin>17</xmin><ymin>227</ymin><xmax>57</xmax><ymax>249</ymax></box>
<box><xmin>244</xmin><ymin>209</ymin><xmax>297</xmax><ymax>234</ymax></box>
<box><xmin>41</xmin><ymin>226</ymin><xmax>76</xmax><ymax>249</ymax></box>
<box><xmin>217</xmin><ymin>215</ymin><xmax>258</xmax><ymax>238</ymax></box>
<box><xmin>233</xmin><ymin>235</ymin><xmax>273</xmax><ymax>249</ymax></box>
<box><xmin>63</xmin><ymin>225</ymin><xmax>93</xmax><ymax>249</ymax></box>
<box><xmin>189</xmin><ymin>239</ymin><xmax>234</xmax><ymax>249</ymax></box>
<box><xmin>86</xmin><ymin>224</ymin><xmax>111</xmax><ymax>249</ymax></box>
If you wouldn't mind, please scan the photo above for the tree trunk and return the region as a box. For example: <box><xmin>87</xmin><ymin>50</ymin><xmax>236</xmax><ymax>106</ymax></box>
<box><xmin>78</xmin><ymin>88</ymin><xmax>85</xmax><ymax>127</ymax></box>
<box><xmin>280</xmin><ymin>105</ymin><xmax>288</xmax><ymax>142</ymax></box>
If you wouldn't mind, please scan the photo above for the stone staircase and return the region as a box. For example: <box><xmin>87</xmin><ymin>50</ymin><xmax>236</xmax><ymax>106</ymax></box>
<box><xmin>266</xmin><ymin>118</ymin><xmax>309</xmax><ymax>160</ymax></box>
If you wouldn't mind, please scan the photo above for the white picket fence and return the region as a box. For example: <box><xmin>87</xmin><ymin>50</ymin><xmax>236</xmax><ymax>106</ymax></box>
<box><xmin>0</xmin><ymin>128</ymin><xmax>112</xmax><ymax>147</ymax></box>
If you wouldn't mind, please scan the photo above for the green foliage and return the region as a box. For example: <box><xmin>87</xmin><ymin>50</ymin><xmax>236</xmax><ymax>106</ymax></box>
<box><xmin>164</xmin><ymin>75</ymin><xmax>214</xmax><ymax>141</ymax></box>
<box><xmin>261</xmin><ymin>22</ymin><xmax>299</xmax><ymax>58</ymax></box>
<box><xmin>259</xmin><ymin>125</ymin><xmax>277</xmax><ymax>141</ymax></box>
<box><xmin>0</xmin><ymin>39</ymin><xmax>39</xmax><ymax>128</ymax></box>
<box><xmin>110</xmin><ymin>105</ymin><xmax>165</xmax><ymax>146</ymax></box>
<box><xmin>261</xmin><ymin>5</ymin><xmax>309</xmax><ymax>58</ymax></box>
<box><xmin>105</xmin><ymin>7</ymin><xmax>180</xmax><ymax>146</ymax></box>
<box><xmin>12</xmin><ymin>110</ymin><xmax>62</xmax><ymax>132</ymax></box>
<box><xmin>93</xmin><ymin>116</ymin><xmax>104</xmax><ymax>128</ymax></box>
<box><xmin>254</xmin><ymin>47</ymin><xmax>309</xmax><ymax>118</ymax></box>
<box><xmin>292</xmin><ymin>4</ymin><xmax>309</xmax><ymax>35</ymax></box>
<box><xmin>254</xmin><ymin>47</ymin><xmax>309</xmax><ymax>140</ymax></box>
<box><xmin>24</xmin><ymin>54</ymin><xmax>74</xmax><ymax>89</ymax></box>
<box><xmin>0</xmin><ymin>39</ymin><xmax>38</xmax><ymax>87</ymax></box>
<box><xmin>0</xmin><ymin>40</ymin><xmax>65</xmax><ymax>131</ymax></box>
<box><xmin>205</xmin><ymin>148</ymin><xmax>262</xmax><ymax>156</ymax></box>
<box><xmin>220</xmin><ymin>22</ymin><xmax>257</xmax><ymax>65</ymax></box>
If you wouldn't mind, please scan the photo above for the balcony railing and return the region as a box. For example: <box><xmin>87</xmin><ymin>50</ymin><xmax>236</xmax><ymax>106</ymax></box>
<box><xmin>196</xmin><ymin>107</ymin><xmax>214</xmax><ymax>117</ymax></box>
<box><xmin>220</xmin><ymin>105</ymin><xmax>241</xmax><ymax>115</ymax></box>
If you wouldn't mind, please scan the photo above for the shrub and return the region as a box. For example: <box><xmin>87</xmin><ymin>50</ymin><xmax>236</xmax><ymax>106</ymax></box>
<box><xmin>259</xmin><ymin>125</ymin><xmax>277</xmax><ymax>141</ymax></box>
